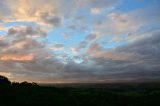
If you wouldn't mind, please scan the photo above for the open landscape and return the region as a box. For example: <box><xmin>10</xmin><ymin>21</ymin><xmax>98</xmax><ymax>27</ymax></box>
<box><xmin>0</xmin><ymin>0</ymin><xmax>160</xmax><ymax>105</ymax></box>
<box><xmin>1</xmin><ymin>75</ymin><xmax>160</xmax><ymax>106</ymax></box>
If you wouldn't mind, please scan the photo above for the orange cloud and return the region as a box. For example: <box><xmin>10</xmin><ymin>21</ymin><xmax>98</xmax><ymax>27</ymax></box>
<box><xmin>0</xmin><ymin>53</ymin><xmax>34</xmax><ymax>61</ymax></box>
<box><xmin>70</xmin><ymin>47</ymin><xmax>78</xmax><ymax>54</ymax></box>
<box><xmin>10</xmin><ymin>0</ymin><xmax>56</xmax><ymax>26</ymax></box>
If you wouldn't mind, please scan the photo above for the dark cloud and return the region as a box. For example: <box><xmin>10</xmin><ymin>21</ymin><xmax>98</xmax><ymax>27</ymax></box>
<box><xmin>0</xmin><ymin>38</ymin><xmax>8</xmax><ymax>48</ymax></box>
<box><xmin>0</xmin><ymin>26</ymin><xmax>47</xmax><ymax>57</ymax></box>
<box><xmin>86</xmin><ymin>33</ymin><xmax>97</xmax><ymax>41</ymax></box>
<box><xmin>0</xmin><ymin>26</ymin><xmax>47</xmax><ymax>56</ymax></box>
<box><xmin>117</xmin><ymin>30</ymin><xmax>160</xmax><ymax>59</ymax></box>
<box><xmin>8</xmin><ymin>26</ymin><xmax>47</xmax><ymax>37</ymax></box>
<box><xmin>40</xmin><ymin>12</ymin><xmax>62</xmax><ymax>27</ymax></box>
<box><xmin>86</xmin><ymin>30</ymin><xmax>160</xmax><ymax>82</ymax></box>
<box><xmin>46</xmin><ymin>16</ymin><xmax>62</xmax><ymax>27</ymax></box>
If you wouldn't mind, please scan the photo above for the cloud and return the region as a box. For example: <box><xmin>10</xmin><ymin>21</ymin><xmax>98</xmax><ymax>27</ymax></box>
<box><xmin>88</xmin><ymin>29</ymin><xmax>160</xmax><ymax>81</ymax></box>
<box><xmin>0</xmin><ymin>24</ymin><xmax>56</xmax><ymax>82</ymax></box>
<box><xmin>91</xmin><ymin>8</ymin><xmax>102</xmax><ymax>14</ymax></box>
<box><xmin>107</xmin><ymin>12</ymin><xmax>137</xmax><ymax>32</ymax></box>
<box><xmin>117</xmin><ymin>30</ymin><xmax>160</xmax><ymax>60</ymax></box>
<box><xmin>0</xmin><ymin>30</ymin><xmax>160</xmax><ymax>83</ymax></box>
<box><xmin>78</xmin><ymin>41</ymin><xmax>87</xmax><ymax>49</ymax></box>
<box><xmin>0</xmin><ymin>37</ymin><xmax>8</xmax><ymax>47</ymax></box>
<box><xmin>0</xmin><ymin>1</ymin><xmax>11</xmax><ymax>18</ymax></box>
<box><xmin>8</xmin><ymin>26</ymin><xmax>47</xmax><ymax>37</ymax></box>
<box><xmin>0</xmin><ymin>25</ymin><xmax>47</xmax><ymax>62</ymax></box>
<box><xmin>0</xmin><ymin>53</ymin><xmax>34</xmax><ymax>61</ymax></box>
<box><xmin>0</xmin><ymin>26</ymin><xmax>47</xmax><ymax>57</ymax></box>
<box><xmin>0</xmin><ymin>0</ymin><xmax>160</xmax><ymax>83</ymax></box>
<box><xmin>41</xmin><ymin>14</ymin><xmax>62</xmax><ymax>27</ymax></box>
<box><xmin>87</xmin><ymin>42</ymin><xmax>102</xmax><ymax>55</ymax></box>
<box><xmin>70</xmin><ymin>47</ymin><xmax>78</xmax><ymax>54</ymax></box>
<box><xmin>0</xmin><ymin>0</ymin><xmax>64</xmax><ymax>28</ymax></box>
<box><xmin>86</xmin><ymin>33</ymin><xmax>98</xmax><ymax>41</ymax></box>
<box><xmin>50</xmin><ymin>44</ymin><xmax>64</xmax><ymax>51</ymax></box>
<box><xmin>0</xmin><ymin>72</ymin><xmax>12</xmax><ymax>78</ymax></box>
<box><xmin>5</xmin><ymin>41</ymin><xmax>28</xmax><ymax>50</ymax></box>
<box><xmin>92</xmin><ymin>3</ymin><xmax>160</xmax><ymax>44</ymax></box>
<box><xmin>76</xmin><ymin>33</ymin><xmax>99</xmax><ymax>51</ymax></box>
<box><xmin>61</xmin><ymin>33</ymin><xmax>73</xmax><ymax>38</ymax></box>
<box><xmin>87</xmin><ymin>42</ymin><xmax>136</xmax><ymax>61</ymax></box>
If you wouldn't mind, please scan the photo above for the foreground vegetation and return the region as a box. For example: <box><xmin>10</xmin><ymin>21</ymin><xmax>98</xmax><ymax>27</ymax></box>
<box><xmin>0</xmin><ymin>75</ymin><xmax>160</xmax><ymax>106</ymax></box>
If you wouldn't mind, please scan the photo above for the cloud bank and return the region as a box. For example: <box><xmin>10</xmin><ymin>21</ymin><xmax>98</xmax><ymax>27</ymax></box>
<box><xmin>0</xmin><ymin>0</ymin><xmax>160</xmax><ymax>83</ymax></box>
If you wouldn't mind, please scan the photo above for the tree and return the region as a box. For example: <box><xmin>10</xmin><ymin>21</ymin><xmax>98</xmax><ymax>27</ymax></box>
<box><xmin>19</xmin><ymin>81</ymin><xmax>39</xmax><ymax>87</ymax></box>
<box><xmin>0</xmin><ymin>75</ymin><xmax>11</xmax><ymax>94</ymax></box>
<box><xmin>0</xmin><ymin>75</ymin><xmax>11</xmax><ymax>85</ymax></box>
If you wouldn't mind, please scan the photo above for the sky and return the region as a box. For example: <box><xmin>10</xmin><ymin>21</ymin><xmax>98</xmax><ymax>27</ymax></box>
<box><xmin>0</xmin><ymin>0</ymin><xmax>160</xmax><ymax>83</ymax></box>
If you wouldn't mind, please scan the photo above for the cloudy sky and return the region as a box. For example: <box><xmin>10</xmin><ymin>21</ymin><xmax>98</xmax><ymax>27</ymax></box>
<box><xmin>0</xmin><ymin>0</ymin><xmax>160</xmax><ymax>83</ymax></box>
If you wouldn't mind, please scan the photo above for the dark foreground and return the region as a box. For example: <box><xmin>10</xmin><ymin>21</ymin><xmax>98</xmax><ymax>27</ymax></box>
<box><xmin>1</xmin><ymin>83</ymin><xmax>160</xmax><ymax>106</ymax></box>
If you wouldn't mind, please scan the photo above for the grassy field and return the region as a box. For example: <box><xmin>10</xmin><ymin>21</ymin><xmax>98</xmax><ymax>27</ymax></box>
<box><xmin>1</xmin><ymin>83</ymin><xmax>160</xmax><ymax>106</ymax></box>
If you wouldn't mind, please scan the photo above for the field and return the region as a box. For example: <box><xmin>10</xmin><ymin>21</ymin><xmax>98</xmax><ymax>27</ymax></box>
<box><xmin>1</xmin><ymin>83</ymin><xmax>160</xmax><ymax>106</ymax></box>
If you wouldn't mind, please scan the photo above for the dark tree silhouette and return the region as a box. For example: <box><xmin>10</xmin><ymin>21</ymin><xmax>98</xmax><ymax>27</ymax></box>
<box><xmin>19</xmin><ymin>81</ymin><xmax>39</xmax><ymax>87</ymax></box>
<box><xmin>0</xmin><ymin>75</ymin><xmax>11</xmax><ymax>84</ymax></box>
<box><xmin>12</xmin><ymin>81</ymin><xmax>39</xmax><ymax>87</ymax></box>
<box><xmin>12</xmin><ymin>82</ymin><xmax>20</xmax><ymax>86</ymax></box>
<box><xmin>0</xmin><ymin>75</ymin><xmax>11</xmax><ymax>94</ymax></box>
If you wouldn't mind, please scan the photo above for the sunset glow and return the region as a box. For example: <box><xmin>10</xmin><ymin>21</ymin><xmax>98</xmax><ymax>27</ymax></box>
<box><xmin>0</xmin><ymin>53</ymin><xmax>34</xmax><ymax>61</ymax></box>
